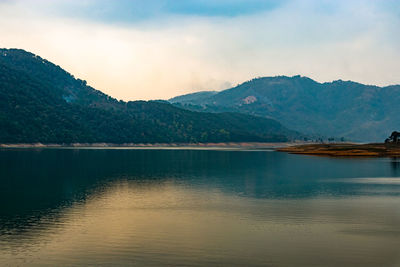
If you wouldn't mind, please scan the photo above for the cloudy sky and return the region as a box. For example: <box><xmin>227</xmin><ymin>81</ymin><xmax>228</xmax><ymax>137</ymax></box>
<box><xmin>1</xmin><ymin>0</ymin><xmax>399</xmax><ymax>100</ymax></box>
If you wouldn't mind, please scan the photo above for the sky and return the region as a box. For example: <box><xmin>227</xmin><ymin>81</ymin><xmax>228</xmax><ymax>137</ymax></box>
<box><xmin>0</xmin><ymin>0</ymin><xmax>399</xmax><ymax>100</ymax></box>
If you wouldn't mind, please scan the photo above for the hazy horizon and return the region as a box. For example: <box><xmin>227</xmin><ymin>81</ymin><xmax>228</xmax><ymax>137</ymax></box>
<box><xmin>1</xmin><ymin>0</ymin><xmax>400</xmax><ymax>100</ymax></box>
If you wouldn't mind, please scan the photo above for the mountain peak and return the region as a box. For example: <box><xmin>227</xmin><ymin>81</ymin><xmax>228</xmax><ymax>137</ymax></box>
<box><xmin>169</xmin><ymin>75</ymin><xmax>400</xmax><ymax>142</ymax></box>
<box><xmin>0</xmin><ymin>48</ymin><xmax>298</xmax><ymax>143</ymax></box>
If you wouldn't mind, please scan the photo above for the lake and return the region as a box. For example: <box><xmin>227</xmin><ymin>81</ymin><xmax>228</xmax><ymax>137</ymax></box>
<box><xmin>1</xmin><ymin>148</ymin><xmax>400</xmax><ymax>266</ymax></box>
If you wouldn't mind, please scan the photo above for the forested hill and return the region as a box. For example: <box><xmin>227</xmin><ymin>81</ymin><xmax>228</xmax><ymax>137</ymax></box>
<box><xmin>0</xmin><ymin>48</ymin><xmax>299</xmax><ymax>144</ymax></box>
<box><xmin>170</xmin><ymin>76</ymin><xmax>400</xmax><ymax>142</ymax></box>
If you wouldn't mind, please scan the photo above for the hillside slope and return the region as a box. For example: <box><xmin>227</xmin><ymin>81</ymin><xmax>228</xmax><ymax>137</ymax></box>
<box><xmin>170</xmin><ymin>75</ymin><xmax>400</xmax><ymax>141</ymax></box>
<box><xmin>0</xmin><ymin>49</ymin><xmax>298</xmax><ymax>144</ymax></box>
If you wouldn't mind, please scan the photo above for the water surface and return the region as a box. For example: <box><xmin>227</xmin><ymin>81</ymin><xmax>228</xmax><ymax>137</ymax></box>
<box><xmin>1</xmin><ymin>149</ymin><xmax>400</xmax><ymax>266</ymax></box>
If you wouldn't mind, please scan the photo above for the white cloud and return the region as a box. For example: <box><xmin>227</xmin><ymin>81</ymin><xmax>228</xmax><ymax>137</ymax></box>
<box><xmin>0</xmin><ymin>0</ymin><xmax>399</xmax><ymax>100</ymax></box>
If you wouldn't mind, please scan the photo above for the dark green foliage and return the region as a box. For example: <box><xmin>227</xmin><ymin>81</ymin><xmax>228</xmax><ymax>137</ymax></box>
<box><xmin>385</xmin><ymin>131</ymin><xmax>400</xmax><ymax>144</ymax></box>
<box><xmin>0</xmin><ymin>49</ymin><xmax>297</xmax><ymax>144</ymax></box>
<box><xmin>170</xmin><ymin>75</ymin><xmax>400</xmax><ymax>142</ymax></box>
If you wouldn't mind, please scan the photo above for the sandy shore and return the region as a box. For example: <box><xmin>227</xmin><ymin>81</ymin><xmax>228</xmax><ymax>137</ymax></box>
<box><xmin>276</xmin><ymin>143</ymin><xmax>400</xmax><ymax>157</ymax></box>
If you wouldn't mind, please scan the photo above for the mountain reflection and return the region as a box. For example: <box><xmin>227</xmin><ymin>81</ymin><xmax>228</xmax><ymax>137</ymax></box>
<box><xmin>1</xmin><ymin>149</ymin><xmax>400</xmax><ymax>266</ymax></box>
<box><xmin>1</xmin><ymin>149</ymin><xmax>399</xmax><ymax>228</ymax></box>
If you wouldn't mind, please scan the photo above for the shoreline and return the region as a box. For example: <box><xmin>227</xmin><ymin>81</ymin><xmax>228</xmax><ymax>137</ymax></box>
<box><xmin>0</xmin><ymin>142</ymin><xmax>300</xmax><ymax>150</ymax></box>
<box><xmin>276</xmin><ymin>143</ymin><xmax>400</xmax><ymax>157</ymax></box>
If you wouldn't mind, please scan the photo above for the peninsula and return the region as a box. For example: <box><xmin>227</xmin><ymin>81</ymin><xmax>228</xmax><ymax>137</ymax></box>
<box><xmin>277</xmin><ymin>143</ymin><xmax>400</xmax><ymax>157</ymax></box>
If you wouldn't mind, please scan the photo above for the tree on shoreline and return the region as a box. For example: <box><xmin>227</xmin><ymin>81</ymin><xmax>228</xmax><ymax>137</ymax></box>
<box><xmin>385</xmin><ymin>131</ymin><xmax>400</xmax><ymax>144</ymax></box>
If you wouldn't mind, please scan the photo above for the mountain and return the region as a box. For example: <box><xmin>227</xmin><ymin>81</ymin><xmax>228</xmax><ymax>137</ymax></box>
<box><xmin>0</xmin><ymin>49</ymin><xmax>299</xmax><ymax>144</ymax></box>
<box><xmin>169</xmin><ymin>91</ymin><xmax>218</xmax><ymax>104</ymax></box>
<box><xmin>169</xmin><ymin>75</ymin><xmax>400</xmax><ymax>142</ymax></box>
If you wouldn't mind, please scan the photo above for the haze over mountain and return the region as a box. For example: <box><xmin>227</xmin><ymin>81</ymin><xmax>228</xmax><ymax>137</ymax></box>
<box><xmin>170</xmin><ymin>76</ymin><xmax>400</xmax><ymax>142</ymax></box>
<box><xmin>0</xmin><ymin>49</ymin><xmax>298</xmax><ymax>144</ymax></box>
<box><xmin>2</xmin><ymin>1</ymin><xmax>400</xmax><ymax>100</ymax></box>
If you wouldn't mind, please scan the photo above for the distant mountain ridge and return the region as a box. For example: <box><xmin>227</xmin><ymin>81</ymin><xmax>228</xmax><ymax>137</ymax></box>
<box><xmin>0</xmin><ymin>48</ymin><xmax>299</xmax><ymax>144</ymax></box>
<box><xmin>169</xmin><ymin>91</ymin><xmax>218</xmax><ymax>103</ymax></box>
<box><xmin>169</xmin><ymin>75</ymin><xmax>400</xmax><ymax>142</ymax></box>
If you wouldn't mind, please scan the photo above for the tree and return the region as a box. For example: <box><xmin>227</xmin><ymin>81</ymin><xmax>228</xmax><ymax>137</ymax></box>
<box><xmin>385</xmin><ymin>131</ymin><xmax>400</xmax><ymax>144</ymax></box>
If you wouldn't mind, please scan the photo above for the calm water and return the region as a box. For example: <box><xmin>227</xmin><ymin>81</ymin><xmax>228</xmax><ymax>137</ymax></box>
<box><xmin>1</xmin><ymin>148</ymin><xmax>400</xmax><ymax>266</ymax></box>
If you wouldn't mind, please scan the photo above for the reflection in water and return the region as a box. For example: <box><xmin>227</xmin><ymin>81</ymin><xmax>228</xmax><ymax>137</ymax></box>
<box><xmin>1</xmin><ymin>149</ymin><xmax>400</xmax><ymax>266</ymax></box>
<box><xmin>326</xmin><ymin>177</ymin><xmax>400</xmax><ymax>184</ymax></box>
<box><xmin>391</xmin><ymin>158</ymin><xmax>400</xmax><ymax>175</ymax></box>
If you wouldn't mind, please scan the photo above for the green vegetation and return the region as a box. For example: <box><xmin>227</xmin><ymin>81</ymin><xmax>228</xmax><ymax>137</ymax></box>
<box><xmin>170</xmin><ymin>75</ymin><xmax>400</xmax><ymax>142</ymax></box>
<box><xmin>0</xmin><ymin>49</ymin><xmax>298</xmax><ymax>144</ymax></box>
<box><xmin>385</xmin><ymin>131</ymin><xmax>400</xmax><ymax>144</ymax></box>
